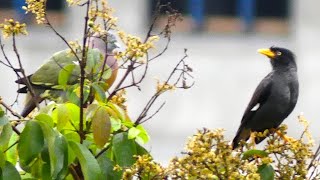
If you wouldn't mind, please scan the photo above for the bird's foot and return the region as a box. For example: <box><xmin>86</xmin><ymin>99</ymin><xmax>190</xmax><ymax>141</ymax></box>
<box><xmin>276</xmin><ymin>130</ymin><xmax>294</xmax><ymax>143</ymax></box>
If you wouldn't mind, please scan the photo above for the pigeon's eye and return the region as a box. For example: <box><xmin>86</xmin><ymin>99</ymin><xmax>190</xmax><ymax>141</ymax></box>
<box><xmin>276</xmin><ymin>51</ymin><xmax>282</xmax><ymax>56</ymax></box>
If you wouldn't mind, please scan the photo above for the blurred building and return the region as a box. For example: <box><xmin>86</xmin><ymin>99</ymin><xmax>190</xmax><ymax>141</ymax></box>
<box><xmin>0</xmin><ymin>0</ymin><xmax>291</xmax><ymax>34</ymax></box>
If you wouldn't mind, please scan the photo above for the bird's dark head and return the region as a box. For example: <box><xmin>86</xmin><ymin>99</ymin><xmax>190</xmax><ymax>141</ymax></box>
<box><xmin>258</xmin><ymin>46</ymin><xmax>296</xmax><ymax>69</ymax></box>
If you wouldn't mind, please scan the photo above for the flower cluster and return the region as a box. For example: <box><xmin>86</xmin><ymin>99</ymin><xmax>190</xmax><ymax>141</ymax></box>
<box><xmin>23</xmin><ymin>0</ymin><xmax>46</xmax><ymax>24</ymax></box>
<box><xmin>66</xmin><ymin>0</ymin><xmax>81</xmax><ymax>6</ymax></box>
<box><xmin>68</xmin><ymin>40</ymin><xmax>82</xmax><ymax>54</ymax></box>
<box><xmin>115</xmin><ymin>32</ymin><xmax>159</xmax><ymax>61</ymax></box>
<box><xmin>121</xmin><ymin>155</ymin><xmax>166</xmax><ymax>179</ymax></box>
<box><xmin>167</xmin><ymin>129</ymin><xmax>260</xmax><ymax>179</ymax></box>
<box><xmin>156</xmin><ymin>79</ymin><xmax>176</xmax><ymax>94</ymax></box>
<box><xmin>0</xmin><ymin>19</ymin><xmax>28</xmax><ymax>38</ymax></box>
<box><xmin>110</xmin><ymin>89</ymin><xmax>127</xmax><ymax>111</ymax></box>
<box><xmin>264</xmin><ymin>123</ymin><xmax>314</xmax><ymax>179</ymax></box>
<box><xmin>88</xmin><ymin>0</ymin><xmax>117</xmax><ymax>31</ymax></box>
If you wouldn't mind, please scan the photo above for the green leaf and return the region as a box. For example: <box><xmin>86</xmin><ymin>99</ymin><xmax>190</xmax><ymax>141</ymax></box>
<box><xmin>35</xmin><ymin>113</ymin><xmax>54</xmax><ymax>128</ymax></box>
<box><xmin>110</xmin><ymin>117</ymin><xmax>121</xmax><ymax>132</ymax></box>
<box><xmin>258</xmin><ymin>164</ymin><xmax>275</xmax><ymax>180</ymax></box>
<box><xmin>92</xmin><ymin>83</ymin><xmax>107</xmax><ymax>102</ymax></box>
<box><xmin>136</xmin><ymin>142</ymin><xmax>149</xmax><ymax>156</ymax></box>
<box><xmin>0</xmin><ymin>124</ymin><xmax>13</xmax><ymax>150</ymax></box>
<box><xmin>52</xmin><ymin>103</ymin><xmax>80</xmax><ymax>132</ymax></box>
<box><xmin>38</xmin><ymin>122</ymin><xmax>68</xmax><ymax>179</ymax></box>
<box><xmin>30</xmin><ymin>157</ymin><xmax>42</xmax><ymax>178</ymax></box>
<box><xmin>135</xmin><ymin>125</ymin><xmax>150</xmax><ymax>144</ymax></box>
<box><xmin>112</xmin><ymin>132</ymin><xmax>137</xmax><ymax>167</ymax></box>
<box><xmin>92</xmin><ymin>107</ymin><xmax>111</xmax><ymax>148</ymax></box>
<box><xmin>41</xmin><ymin>163</ymin><xmax>51</xmax><ymax>180</ymax></box>
<box><xmin>53</xmin><ymin>104</ymin><xmax>69</xmax><ymax>131</ymax></box>
<box><xmin>18</xmin><ymin>121</ymin><xmax>44</xmax><ymax>170</ymax></box>
<box><xmin>107</xmin><ymin>103</ymin><xmax>128</xmax><ymax>122</ymax></box>
<box><xmin>69</xmin><ymin>141</ymin><xmax>102</xmax><ymax>180</ymax></box>
<box><xmin>242</xmin><ymin>149</ymin><xmax>268</xmax><ymax>160</ymax></box>
<box><xmin>0</xmin><ymin>151</ymin><xmax>5</xmax><ymax>168</ymax></box>
<box><xmin>58</xmin><ymin>64</ymin><xmax>76</xmax><ymax>86</ymax></box>
<box><xmin>97</xmin><ymin>155</ymin><xmax>121</xmax><ymax>179</ymax></box>
<box><xmin>128</xmin><ymin>127</ymin><xmax>141</xmax><ymax>139</ymax></box>
<box><xmin>0</xmin><ymin>107</ymin><xmax>4</xmax><ymax>117</ymax></box>
<box><xmin>86</xmin><ymin>49</ymin><xmax>103</xmax><ymax>74</ymax></box>
<box><xmin>51</xmin><ymin>134</ymin><xmax>68</xmax><ymax>179</ymax></box>
<box><xmin>64</xmin><ymin>132</ymin><xmax>79</xmax><ymax>165</ymax></box>
<box><xmin>6</xmin><ymin>133</ymin><xmax>18</xmax><ymax>165</ymax></box>
<box><xmin>101</xmin><ymin>66</ymin><xmax>112</xmax><ymax>80</ymax></box>
<box><xmin>0</xmin><ymin>161</ymin><xmax>21</xmax><ymax>180</ymax></box>
<box><xmin>0</xmin><ymin>114</ymin><xmax>8</xmax><ymax>126</ymax></box>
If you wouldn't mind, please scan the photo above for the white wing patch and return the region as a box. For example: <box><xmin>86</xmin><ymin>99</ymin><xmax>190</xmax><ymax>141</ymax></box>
<box><xmin>251</xmin><ymin>103</ymin><xmax>260</xmax><ymax>111</ymax></box>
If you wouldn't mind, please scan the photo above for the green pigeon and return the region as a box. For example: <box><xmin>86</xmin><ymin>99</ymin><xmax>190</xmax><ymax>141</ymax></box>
<box><xmin>16</xmin><ymin>32</ymin><xmax>119</xmax><ymax>117</ymax></box>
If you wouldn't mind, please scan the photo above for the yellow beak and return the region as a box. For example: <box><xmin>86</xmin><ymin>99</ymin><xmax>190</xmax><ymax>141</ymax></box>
<box><xmin>258</xmin><ymin>48</ymin><xmax>276</xmax><ymax>58</ymax></box>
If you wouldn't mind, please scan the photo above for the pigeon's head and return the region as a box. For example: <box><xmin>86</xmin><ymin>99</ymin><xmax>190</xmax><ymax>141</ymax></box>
<box><xmin>89</xmin><ymin>32</ymin><xmax>119</xmax><ymax>53</ymax></box>
<box><xmin>258</xmin><ymin>46</ymin><xmax>296</xmax><ymax>69</ymax></box>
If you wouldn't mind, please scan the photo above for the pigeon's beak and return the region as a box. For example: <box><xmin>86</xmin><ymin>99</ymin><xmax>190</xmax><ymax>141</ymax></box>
<box><xmin>258</xmin><ymin>48</ymin><xmax>276</xmax><ymax>59</ymax></box>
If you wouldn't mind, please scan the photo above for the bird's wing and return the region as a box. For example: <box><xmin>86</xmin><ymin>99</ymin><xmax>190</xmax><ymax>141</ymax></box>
<box><xmin>232</xmin><ymin>73</ymin><xmax>273</xmax><ymax>149</ymax></box>
<box><xmin>241</xmin><ymin>72</ymin><xmax>273</xmax><ymax>124</ymax></box>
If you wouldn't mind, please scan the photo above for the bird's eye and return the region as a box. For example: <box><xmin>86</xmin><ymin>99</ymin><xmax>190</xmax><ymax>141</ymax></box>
<box><xmin>276</xmin><ymin>51</ymin><xmax>282</xmax><ymax>56</ymax></box>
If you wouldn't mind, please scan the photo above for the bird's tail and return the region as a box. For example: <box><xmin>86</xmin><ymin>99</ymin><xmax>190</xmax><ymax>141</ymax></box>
<box><xmin>232</xmin><ymin>127</ymin><xmax>251</xmax><ymax>149</ymax></box>
<box><xmin>21</xmin><ymin>93</ymin><xmax>44</xmax><ymax>117</ymax></box>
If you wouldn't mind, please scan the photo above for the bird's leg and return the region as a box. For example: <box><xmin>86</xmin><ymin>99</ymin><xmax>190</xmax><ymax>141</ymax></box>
<box><xmin>275</xmin><ymin>130</ymin><xmax>294</xmax><ymax>143</ymax></box>
<box><xmin>269</xmin><ymin>128</ymin><xmax>294</xmax><ymax>143</ymax></box>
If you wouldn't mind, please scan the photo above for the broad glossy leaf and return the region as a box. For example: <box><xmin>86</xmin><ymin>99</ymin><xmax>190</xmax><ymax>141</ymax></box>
<box><xmin>0</xmin><ymin>115</ymin><xmax>8</xmax><ymax>126</ymax></box>
<box><xmin>38</xmin><ymin>122</ymin><xmax>68</xmax><ymax>179</ymax></box>
<box><xmin>92</xmin><ymin>83</ymin><xmax>107</xmax><ymax>102</ymax></box>
<box><xmin>64</xmin><ymin>132</ymin><xmax>79</xmax><ymax>165</ymax></box>
<box><xmin>258</xmin><ymin>164</ymin><xmax>275</xmax><ymax>180</ymax></box>
<box><xmin>0</xmin><ymin>151</ymin><xmax>5</xmax><ymax>168</ymax></box>
<box><xmin>6</xmin><ymin>133</ymin><xmax>18</xmax><ymax>165</ymax></box>
<box><xmin>135</xmin><ymin>125</ymin><xmax>150</xmax><ymax>144</ymax></box>
<box><xmin>106</xmin><ymin>103</ymin><xmax>127</xmax><ymax>122</ymax></box>
<box><xmin>69</xmin><ymin>141</ymin><xmax>102</xmax><ymax>180</ymax></box>
<box><xmin>112</xmin><ymin>132</ymin><xmax>137</xmax><ymax>167</ymax></box>
<box><xmin>0</xmin><ymin>124</ymin><xmax>12</xmax><ymax>150</ymax></box>
<box><xmin>51</xmin><ymin>135</ymin><xmax>68</xmax><ymax>179</ymax></box>
<box><xmin>101</xmin><ymin>67</ymin><xmax>112</xmax><ymax>80</ymax></box>
<box><xmin>39</xmin><ymin>102</ymin><xmax>56</xmax><ymax>115</ymax></box>
<box><xmin>0</xmin><ymin>107</ymin><xmax>4</xmax><ymax>117</ymax></box>
<box><xmin>18</xmin><ymin>121</ymin><xmax>44</xmax><ymax>170</ymax></box>
<box><xmin>92</xmin><ymin>107</ymin><xmax>111</xmax><ymax>148</ymax></box>
<box><xmin>128</xmin><ymin>127</ymin><xmax>141</xmax><ymax>139</ymax></box>
<box><xmin>97</xmin><ymin>155</ymin><xmax>121</xmax><ymax>179</ymax></box>
<box><xmin>86</xmin><ymin>49</ymin><xmax>103</xmax><ymax>74</ymax></box>
<box><xmin>136</xmin><ymin>142</ymin><xmax>149</xmax><ymax>156</ymax></box>
<box><xmin>58</xmin><ymin>64</ymin><xmax>76</xmax><ymax>86</ymax></box>
<box><xmin>41</xmin><ymin>163</ymin><xmax>51</xmax><ymax>180</ymax></box>
<box><xmin>52</xmin><ymin>103</ymin><xmax>80</xmax><ymax>132</ymax></box>
<box><xmin>30</xmin><ymin>158</ymin><xmax>42</xmax><ymax>178</ymax></box>
<box><xmin>0</xmin><ymin>161</ymin><xmax>21</xmax><ymax>180</ymax></box>
<box><xmin>110</xmin><ymin>117</ymin><xmax>121</xmax><ymax>132</ymax></box>
<box><xmin>242</xmin><ymin>149</ymin><xmax>268</xmax><ymax>160</ymax></box>
<box><xmin>35</xmin><ymin>113</ymin><xmax>54</xmax><ymax>128</ymax></box>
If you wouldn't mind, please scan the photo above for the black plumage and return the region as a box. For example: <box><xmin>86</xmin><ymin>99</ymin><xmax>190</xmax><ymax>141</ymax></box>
<box><xmin>232</xmin><ymin>47</ymin><xmax>299</xmax><ymax>149</ymax></box>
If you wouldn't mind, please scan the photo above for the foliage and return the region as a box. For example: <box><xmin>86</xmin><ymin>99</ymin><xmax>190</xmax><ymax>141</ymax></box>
<box><xmin>0</xmin><ymin>0</ymin><xmax>319</xmax><ymax>180</ymax></box>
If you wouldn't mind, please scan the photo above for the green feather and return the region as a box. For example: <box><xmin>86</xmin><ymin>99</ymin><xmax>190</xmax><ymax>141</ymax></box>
<box><xmin>30</xmin><ymin>49</ymin><xmax>104</xmax><ymax>87</ymax></box>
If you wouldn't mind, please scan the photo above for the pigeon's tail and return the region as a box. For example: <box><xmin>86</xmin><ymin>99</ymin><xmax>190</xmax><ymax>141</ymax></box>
<box><xmin>21</xmin><ymin>93</ymin><xmax>44</xmax><ymax>117</ymax></box>
<box><xmin>232</xmin><ymin>127</ymin><xmax>251</xmax><ymax>149</ymax></box>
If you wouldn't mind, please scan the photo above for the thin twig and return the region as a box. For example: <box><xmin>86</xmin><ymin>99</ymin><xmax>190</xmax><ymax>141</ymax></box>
<box><xmin>79</xmin><ymin>0</ymin><xmax>91</xmax><ymax>143</ymax></box>
<box><xmin>12</xmin><ymin>34</ymin><xmax>38</xmax><ymax>109</ymax></box>
<box><xmin>139</xmin><ymin>102</ymin><xmax>166</xmax><ymax>124</ymax></box>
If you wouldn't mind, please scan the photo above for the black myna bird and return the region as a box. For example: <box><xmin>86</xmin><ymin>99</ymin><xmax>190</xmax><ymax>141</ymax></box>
<box><xmin>232</xmin><ymin>46</ymin><xmax>299</xmax><ymax>149</ymax></box>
